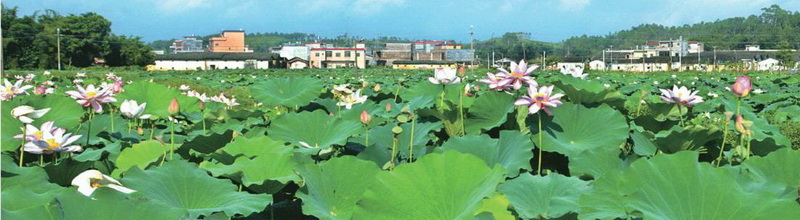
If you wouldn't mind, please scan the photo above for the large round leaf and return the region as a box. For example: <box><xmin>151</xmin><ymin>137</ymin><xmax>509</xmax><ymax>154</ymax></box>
<box><xmin>268</xmin><ymin>110</ymin><xmax>362</xmax><ymax>150</ymax></box>
<box><xmin>539</xmin><ymin>103</ymin><xmax>629</xmax><ymax>157</ymax></box>
<box><xmin>465</xmin><ymin>92</ymin><xmax>516</xmax><ymax>135</ymax></box>
<box><xmin>1</xmin><ymin>100</ymin><xmax>24</xmax><ymax>152</ymax></box>
<box><xmin>111</xmin><ymin>140</ymin><xmax>169</xmax><ymax>177</ymax></box>
<box><xmin>250</xmin><ymin>77</ymin><xmax>323</xmax><ymax>107</ymax></box>
<box><xmin>297</xmin><ymin>156</ymin><xmax>381</xmax><ymax>220</ymax></box>
<box><xmin>735</xmin><ymin>148</ymin><xmax>800</xmax><ymax>199</ymax></box>
<box><xmin>568</xmin><ymin>145</ymin><xmax>624</xmax><ymax>179</ymax></box>
<box><xmin>200</xmin><ymin>136</ymin><xmax>299</xmax><ymax>185</ymax></box>
<box><xmin>115</xmin><ymin>81</ymin><xmax>199</xmax><ymax>119</ymax></box>
<box><xmin>54</xmin><ymin>189</ymin><xmax>185</xmax><ymax>219</ymax></box>
<box><xmin>27</xmin><ymin>94</ymin><xmax>85</xmax><ymax>129</ymax></box>
<box><xmin>583</xmin><ymin>151</ymin><xmax>800</xmax><ymax>219</ymax></box>
<box><xmin>122</xmin><ymin>160</ymin><xmax>272</xmax><ymax>219</ymax></box>
<box><xmin>352</xmin><ymin>151</ymin><xmax>506</xmax><ymax>219</ymax></box>
<box><xmin>439</xmin><ymin>130</ymin><xmax>533</xmax><ymax>177</ymax></box>
<box><xmin>498</xmin><ymin>173</ymin><xmax>589</xmax><ymax>219</ymax></box>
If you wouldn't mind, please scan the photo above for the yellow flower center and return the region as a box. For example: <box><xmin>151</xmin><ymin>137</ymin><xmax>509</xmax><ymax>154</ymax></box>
<box><xmin>86</xmin><ymin>91</ymin><xmax>97</xmax><ymax>98</ymax></box>
<box><xmin>45</xmin><ymin>139</ymin><xmax>60</xmax><ymax>150</ymax></box>
<box><xmin>511</xmin><ymin>72</ymin><xmax>525</xmax><ymax>77</ymax></box>
<box><xmin>34</xmin><ymin>131</ymin><xmax>43</xmax><ymax>140</ymax></box>
<box><xmin>534</xmin><ymin>94</ymin><xmax>547</xmax><ymax>103</ymax></box>
<box><xmin>90</xmin><ymin>178</ymin><xmax>103</xmax><ymax>188</ymax></box>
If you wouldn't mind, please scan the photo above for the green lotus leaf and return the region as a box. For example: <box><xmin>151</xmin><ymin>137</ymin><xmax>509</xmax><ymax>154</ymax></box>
<box><xmin>653</xmin><ymin>125</ymin><xmax>720</xmax><ymax>153</ymax></box>
<box><xmin>297</xmin><ymin>156</ymin><xmax>381</xmax><ymax>220</ymax></box>
<box><xmin>1</xmin><ymin>99</ymin><xmax>24</xmax><ymax>151</ymax></box>
<box><xmin>568</xmin><ymin>144</ymin><xmax>624</xmax><ymax>179</ymax></box>
<box><xmin>268</xmin><ymin>110</ymin><xmax>362</xmax><ymax>150</ymax></box>
<box><xmin>26</xmin><ymin>94</ymin><xmax>85</xmax><ymax>130</ymax></box>
<box><xmin>590</xmin><ymin>151</ymin><xmax>800</xmax><ymax>219</ymax></box>
<box><xmin>464</xmin><ymin>91</ymin><xmax>516</xmax><ymax>135</ymax></box>
<box><xmin>250</xmin><ymin>77</ymin><xmax>323</xmax><ymax>107</ymax></box>
<box><xmin>631</xmin><ymin>129</ymin><xmax>658</xmax><ymax>156</ymax></box>
<box><xmin>474</xmin><ymin>193</ymin><xmax>515</xmax><ymax>220</ymax></box>
<box><xmin>116</xmin><ymin>81</ymin><xmax>200</xmax><ymax>118</ymax></box>
<box><xmin>551</xmin><ymin>75</ymin><xmax>625</xmax><ymax>109</ymax></box>
<box><xmin>577</xmin><ymin>171</ymin><xmax>632</xmax><ymax>219</ymax></box>
<box><xmin>200</xmin><ymin>136</ymin><xmax>299</xmax><ymax>185</ymax></box>
<box><xmin>357</xmin><ymin>121</ymin><xmax>442</xmax><ymax>165</ymax></box>
<box><xmin>122</xmin><ymin>159</ymin><xmax>272</xmax><ymax>219</ymax></box>
<box><xmin>352</xmin><ymin>151</ymin><xmax>506</xmax><ymax>220</ymax></box>
<box><xmin>539</xmin><ymin>103</ymin><xmax>629</xmax><ymax>157</ymax></box>
<box><xmin>734</xmin><ymin>148</ymin><xmax>800</xmax><ymax>199</ymax></box>
<box><xmin>1</xmin><ymin>155</ymin><xmax>65</xmax><ymax>218</ymax></box>
<box><xmin>399</xmin><ymin>81</ymin><xmax>442</xmax><ymax>103</ymax></box>
<box><xmin>498</xmin><ymin>173</ymin><xmax>590</xmax><ymax>219</ymax></box>
<box><xmin>439</xmin><ymin>130</ymin><xmax>533</xmax><ymax>177</ymax></box>
<box><xmin>54</xmin><ymin>189</ymin><xmax>185</xmax><ymax>219</ymax></box>
<box><xmin>111</xmin><ymin>140</ymin><xmax>168</xmax><ymax>177</ymax></box>
<box><xmin>721</xmin><ymin>98</ymin><xmax>791</xmax><ymax>151</ymax></box>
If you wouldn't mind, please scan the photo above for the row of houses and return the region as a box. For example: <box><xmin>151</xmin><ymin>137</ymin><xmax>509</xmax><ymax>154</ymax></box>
<box><xmin>558</xmin><ymin>54</ymin><xmax>795</xmax><ymax>73</ymax></box>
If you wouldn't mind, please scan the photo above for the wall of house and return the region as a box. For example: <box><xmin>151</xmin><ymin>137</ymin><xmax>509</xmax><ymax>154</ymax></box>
<box><xmin>153</xmin><ymin>60</ymin><xmax>270</xmax><ymax>70</ymax></box>
<box><xmin>289</xmin><ymin>62</ymin><xmax>308</xmax><ymax>69</ymax></box>
<box><xmin>279</xmin><ymin>46</ymin><xmax>310</xmax><ymax>60</ymax></box>
<box><xmin>392</xmin><ymin>63</ymin><xmax>458</xmax><ymax>69</ymax></box>
<box><xmin>308</xmin><ymin>50</ymin><xmax>366</xmax><ymax>69</ymax></box>
<box><xmin>209</xmin><ymin>31</ymin><xmax>251</xmax><ymax>52</ymax></box>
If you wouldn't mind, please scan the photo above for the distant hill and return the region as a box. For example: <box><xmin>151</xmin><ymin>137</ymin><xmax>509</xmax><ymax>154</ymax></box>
<box><xmin>562</xmin><ymin>4</ymin><xmax>800</xmax><ymax>59</ymax></box>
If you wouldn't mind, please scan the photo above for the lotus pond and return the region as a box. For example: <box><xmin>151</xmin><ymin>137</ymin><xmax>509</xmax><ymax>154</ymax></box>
<box><xmin>2</xmin><ymin>67</ymin><xmax>800</xmax><ymax>219</ymax></box>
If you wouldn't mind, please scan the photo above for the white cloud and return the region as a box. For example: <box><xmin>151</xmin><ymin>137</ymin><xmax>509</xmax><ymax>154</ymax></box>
<box><xmin>154</xmin><ymin>0</ymin><xmax>214</xmax><ymax>13</ymax></box>
<box><xmin>645</xmin><ymin>0</ymin><xmax>773</xmax><ymax>25</ymax></box>
<box><xmin>352</xmin><ymin>0</ymin><xmax>406</xmax><ymax>14</ymax></box>
<box><xmin>558</xmin><ymin>0</ymin><xmax>590</xmax><ymax>10</ymax></box>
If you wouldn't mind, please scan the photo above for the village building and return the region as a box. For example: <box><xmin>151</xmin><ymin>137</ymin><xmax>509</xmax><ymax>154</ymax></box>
<box><xmin>151</xmin><ymin>52</ymin><xmax>284</xmax><ymax>71</ymax></box>
<box><xmin>392</xmin><ymin>60</ymin><xmax>460</xmax><ymax>69</ymax></box>
<box><xmin>287</xmin><ymin>57</ymin><xmax>309</xmax><ymax>69</ymax></box>
<box><xmin>169</xmin><ymin>35</ymin><xmax>204</xmax><ymax>53</ymax></box>
<box><xmin>208</xmin><ymin>30</ymin><xmax>253</xmax><ymax>53</ymax></box>
<box><xmin>308</xmin><ymin>43</ymin><xmax>367</xmax><ymax>69</ymax></box>
<box><xmin>376</xmin><ymin>43</ymin><xmax>412</xmax><ymax>66</ymax></box>
<box><xmin>589</xmin><ymin>60</ymin><xmax>606</xmax><ymax>70</ymax></box>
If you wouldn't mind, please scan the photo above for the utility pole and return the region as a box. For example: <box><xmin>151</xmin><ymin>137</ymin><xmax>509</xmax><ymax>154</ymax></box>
<box><xmin>470</xmin><ymin>25</ymin><xmax>474</xmax><ymax>67</ymax></box>
<box><xmin>609</xmin><ymin>45</ymin><xmax>614</xmax><ymax>71</ymax></box>
<box><xmin>57</xmin><ymin>28</ymin><xmax>62</xmax><ymax>70</ymax></box>
<box><xmin>542</xmin><ymin>51</ymin><xmax>546</xmax><ymax>69</ymax></box>
<box><xmin>713</xmin><ymin>46</ymin><xmax>717</xmax><ymax>71</ymax></box>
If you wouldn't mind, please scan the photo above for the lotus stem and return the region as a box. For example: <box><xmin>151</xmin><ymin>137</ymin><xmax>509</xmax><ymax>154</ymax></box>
<box><xmin>537</xmin><ymin>113</ymin><xmax>544</xmax><ymax>176</ymax></box>
<box><xmin>39</xmin><ymin>154</ymin><xmax>43</xmax><ymax>166</ymax></box>
<box><xmin>409</xmin><ymin>113</ymin><xmax>416</xmax><ymax>162</ymax></box>
<box><xmin>390</xmin><ymin>138</ymin><xmax>398</xmax><ymax>170</ymax></box>
<box><xmin>635</xmin><ymin>99</ymin><xmax>643</xmax><ymax>117</ymax></box>
<box><xmin>19</xmin><ymin>125</ymin><xmax>26</xmax><ymax>167</ymax></box>
<box><xmin>149</xmin><ymin>123</ymin><xmax>155</xmax><ymax>140</ymax></box>
<box><xmin>393</xmin><ymin>83</ymin><xmax>400</xmax><ymax>102</ymax></box>
<box><xmin>746</xmin><ymin>136</ymin><xmax>752</xmax><ymax>160</ymax></box>
<box><xmin>85</xmin><ymin>110</ymin><xmax>94</xmax><ymax>146</ymax></box>
<box><xmin>677</xmin><ymin>104</ymin><xmax>686</xmax><ymax>127</ymax></box>
<box><xmin>716</xmin><ymin>123</ymin><xmax>729</xmax><ymax>167</ymax></box>
<box><xmin>201</xmin><ymin>109</ymin><xmax>207</xmax><ymax>134</ymax></box>
<box><xmin>109</xmin><ymin>106</ymin><xmax>115</xmax><ymax>133</ymax></box>
<box><xmin>170</xmin><ymin>119</ymin><xmax>175</xmax><ymax>160</ymax></box>
<box><xmin>364</xmin><ymin>126</ymin><xmax>370</xmax><ymax>148</ymax></box>
<box><xmin>459</xmin><ymin>87</ymin><xmax>465</xmax><ymax>134</ymax></box>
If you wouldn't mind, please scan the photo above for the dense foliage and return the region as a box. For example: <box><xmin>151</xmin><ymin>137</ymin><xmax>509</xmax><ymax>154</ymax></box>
<box><xmin>1</xmin><ymin>5</ymin><xmax>154</xmax><ymax>69</ymax></box>
<box><xmin>2</xmin><ymin>67</ymin><xmax>799</xmax><ymax>219</ymax></box>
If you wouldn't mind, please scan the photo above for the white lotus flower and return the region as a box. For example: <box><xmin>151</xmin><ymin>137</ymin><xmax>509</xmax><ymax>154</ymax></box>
<box><xmin>753</xmin><ymin>89</ymin><xmax>765</xmax><ymax>94</ymax></box>
<box><xmin>76</xmin><ymin>73</ymin><xmax>86</xmax><ymax>78</ymax></box>
<box><xmin>336</xmin><ymin>89</ymin><xmax>368</xmax><ymax>109</ymax></box>
<box><xmin>603</xmin><ymin>83</ymin><xmax>611</xmax><ymax>88</ymax></box>
<box><xmin>428</xmin><ymin>68</ymin><xmax>461</xmax><ymax>85</ymax></box>
<box><xmin>187</xmin><ymin>90</ymin><xmax>210</xmax><ymax>102</ymax></box>
<box><xmin>71</xmin><ymin>170</ymin><xmax>136</xmax><ymax>197</ymax></box>
<box><xmin>120</xmin><ymin>100</ymin><xmax>151</xmax><ymax>119</ymax></box>
<box><xmin>43</xmin><ymin>71</ymin><xmax>51</xmax><ymax>76</ymax></box>
<box><xmin>11</xmin><ymin>105</ymin><xmax>50</xmax><ymax>123</ymax></box>
<box><xmin>179</xmin><ymin>85</ymin><xmax>190</xmax><ymax>91</ymax></box>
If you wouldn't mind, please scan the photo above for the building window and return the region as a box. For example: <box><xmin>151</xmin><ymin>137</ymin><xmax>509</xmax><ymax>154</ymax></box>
<box><xmin>336</xmin><ymin>53</ymin><xmax>341</xmax><ymax>57</ymax></box>
<box><xmin>325</xmin><ymin>51</ymin><xmax>332</xmax><ymax>57</ymax></box>
<box><xmin>316</xmin><ymin>53</ymin><xmax>320</xmax><ymax>57</ymax></box>
<box><xmin>345</xmin><ymin>51</ymin><xmax>351</xmax><ymax>57</ymax></box>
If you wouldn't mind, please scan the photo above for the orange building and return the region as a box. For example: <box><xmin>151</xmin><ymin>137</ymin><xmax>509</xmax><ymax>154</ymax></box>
<box><xmin>209</xmin><ymin>30</ymin><xmax>253</xmax><ymax>53</ymax></box>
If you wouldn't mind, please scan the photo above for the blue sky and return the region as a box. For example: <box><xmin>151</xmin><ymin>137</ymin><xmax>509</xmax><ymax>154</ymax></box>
<box><xmin>5</xmin><ymin>0</ymin><xmax>800</xmax><ymax>42</ymax></box>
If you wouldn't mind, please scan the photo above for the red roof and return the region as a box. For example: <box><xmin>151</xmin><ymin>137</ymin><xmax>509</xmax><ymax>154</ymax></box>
<box><xmin>646</xmin><ymin>42</ymin><xmax>660</xmax><ymax>45</ymax></box>
<box><xmin>438</xmin><ymin>44</ymin><xmax>462</xmax><ymax>46</ymax></box>
<box><xmin>310</xmin><ymin>48</ymin><xmax>366</xmax><ymax>51</ymax></box>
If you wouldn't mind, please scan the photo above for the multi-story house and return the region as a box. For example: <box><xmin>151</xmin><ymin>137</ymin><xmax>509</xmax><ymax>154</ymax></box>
<box><xmin>209</xmin><ymin>30</ymin><xmax>253</xmax><ymax>53</ymax></box>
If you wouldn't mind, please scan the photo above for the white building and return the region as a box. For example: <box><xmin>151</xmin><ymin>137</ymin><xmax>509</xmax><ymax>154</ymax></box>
<box><xmin>152</xmin><ymin>52</ymin><xmax>284</xmax><ymax>71</ymax></box>
<box><xmin>279</xmin><ymin>45</ymin><xmax>310</xmax><ymax>60</ymax></box>
<box><xmin>556</xmin><ymin>62</ymin><xmax>584</xmax><ymax>72</ymax></box>
<box><xmin>589</xmin><ymin>60</ymin><xmax>606</xmax><ymax>70</ymax></box>
<box><xmin>758</xmin><ymin>58</ymin><xmax>783</xmax><ymax>71</ymax></box>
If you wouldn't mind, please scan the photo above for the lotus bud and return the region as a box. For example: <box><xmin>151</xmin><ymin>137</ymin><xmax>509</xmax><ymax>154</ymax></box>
<box><xmin>360</xmin><ymin>110</ymin><xmax>371</xmax><ymax>125</ymax></box>
<box><xmin>168</xmin><ymin>98</ymin><xmax>180</xmax><ymax>116</ymax></box>
<box><xmin>735</xmin><ymin>115</ymin><xmax>746</xmax><ymax>134</ymax></box>
<box><xmin>732</xmin><ymin>76</ymin><xmax>751</xmax><ymax>97</ymax></box>
<box><xmin>198</xmin><ymin>101</ymin><xmax>205</xmax><ymax>111</ymax></box>
<box><xmin>35</xmin><ymin>85</ymin><xmax>47</xmax><ymax>95</ymax></box>
<box><xmin>137</xmin><ymin>127</ymin><xmax>145</xmax><ymax>135</ymax></box>
<box><xmin>385</xmin><ymin>103</ymin><xmax>392</xmax><ymax>112</ymax></box>
<box><xmin>457</xmin><ymin>65</ymin><xmax>466</xmax><ymax>77</ymax></box>
<box><xmin>724</xmin><ymin>111</ymin><xmax>734</xmax><ymax>123</ymax></box>
<box><xmin>373</xmin><ymin>84</ymin><xmax>381</xmax><ymax>92</ymax></box>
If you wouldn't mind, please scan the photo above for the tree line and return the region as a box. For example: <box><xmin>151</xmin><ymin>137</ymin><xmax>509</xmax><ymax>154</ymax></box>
<box><xmin>2</xmin><ymin>5</ymin><xmax>153</xmax><ymax>70</ymax></box>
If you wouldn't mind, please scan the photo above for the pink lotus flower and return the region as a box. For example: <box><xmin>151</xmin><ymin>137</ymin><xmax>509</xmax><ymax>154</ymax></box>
<box><xmin>514</xmin><ymin>85</ymin><xmax>564</xmax><ymax>115</ymax></box>
<box><xmin>659</xmin><ymin>85</ymin><xmax>704</xmax><ymax>107</ymax></box>
<box><xmin>732</xmin><ymin>76</ymin><xmax>751</xmax><ymax>97</ymax></box>
<box><xmin>16</xmin><ymin>121</ymin><xmax>82</xmax><ymax>154</ymax></box>
<box><xmin>211</xmin><ymin>93</ymin><xmax>240</xmax><ymax>108</ymax></box>
<box><xmin>477</xmin><ymin>72</ymin><xmax>512</xmax><ymax>91</ymax></box>
<box><xmin>34</xmin><ymin>85</ymin><xmax>54</xmax><ymax>95</ymax></box>
<box><xmin>65</xmin><ymin>84</ymin><xmax>117</xmax><ymax>113</ymax></box>
<box><xmin>1</xmin><ymin>79</ymin><xmax>34</xmax><ymax>101</ymax></box>
<box><xmin>187</xmin><ymin>90</ymin><xmax>211</xmax><ymax>102</ymax></box>
<box><xmin>497</xmin><ymin>60</ymin><xmax>539</xmax><ymax>90</ymax></box>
